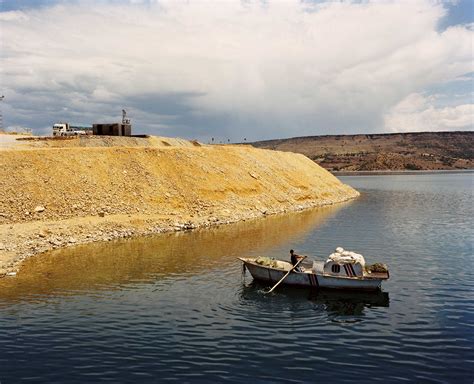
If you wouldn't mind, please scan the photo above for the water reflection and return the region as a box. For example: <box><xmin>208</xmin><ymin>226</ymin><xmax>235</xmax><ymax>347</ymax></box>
<box><xmin>241</xmin><ymin>280</ymin><xmax>389</xmax><ymax>319</ymax></box>
<box><xmin>0</xmin><ymin>203</ymin><xmax>346</xmax><ymax>303</ymax></box>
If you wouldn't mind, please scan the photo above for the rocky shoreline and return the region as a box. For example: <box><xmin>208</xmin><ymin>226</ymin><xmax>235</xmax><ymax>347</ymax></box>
<box><xmin>0</xmin><ymin>197</ymin><xmax>357</xmax><ymax>278</ymax></box>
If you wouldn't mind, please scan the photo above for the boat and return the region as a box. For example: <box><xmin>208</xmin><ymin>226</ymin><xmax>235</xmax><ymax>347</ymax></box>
<box><xmin>239</xmin><ymin>247</ymin><xmax>389</xmax><ymax>291</ymax></box>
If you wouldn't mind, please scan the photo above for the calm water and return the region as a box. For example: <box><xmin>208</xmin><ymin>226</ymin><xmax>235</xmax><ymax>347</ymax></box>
<box><xmin>0</xmin><ymin>173</ymin><xmax>472</xmax><ymax>383</ymax></box>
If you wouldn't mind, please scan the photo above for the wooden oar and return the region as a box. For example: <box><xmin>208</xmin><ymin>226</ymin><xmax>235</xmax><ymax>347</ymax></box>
<box><xmin>267</xmin><ymin>256</ymin><xmax>307</xmax><ymax>294</ymax></box>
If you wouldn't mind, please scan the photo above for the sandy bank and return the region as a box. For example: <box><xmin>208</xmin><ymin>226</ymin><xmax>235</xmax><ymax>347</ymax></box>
<box><xmin>0</xmin><ymin>136</ymin><xmax>358</xmax><ymax>276</ymax></box>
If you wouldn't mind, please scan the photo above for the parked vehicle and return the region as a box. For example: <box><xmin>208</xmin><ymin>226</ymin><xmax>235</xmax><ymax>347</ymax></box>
<box><xmin>52</xmin><ymin>122</ymin><xmax>87</xmax><ymax>137</ymax></box>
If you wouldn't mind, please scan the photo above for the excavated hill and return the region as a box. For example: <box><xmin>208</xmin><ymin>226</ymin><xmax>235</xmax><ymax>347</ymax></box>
<box><xmin>0</xmin><ymin>135</ymin><xmax>358</xmax><ymax>275</ymax></box>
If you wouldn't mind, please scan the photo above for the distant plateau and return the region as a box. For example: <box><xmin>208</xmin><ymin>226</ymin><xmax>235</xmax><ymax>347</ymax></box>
<box><xmin>250</xmin><ymin>131</ymin><xmax>474</xmax><ymax>172</ymax></box>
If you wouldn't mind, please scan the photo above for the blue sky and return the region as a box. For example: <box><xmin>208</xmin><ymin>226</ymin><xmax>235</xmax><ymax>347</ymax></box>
<box><xmin>438</xmin><ymin>0</ymin><xmax>473</xmax><ymax>29</ymax></box>
<box><xmin>2</xmin><ymin>0</ymin><xmax>473</xmax><ymax>21</ymax></box>
<box><xmin>0</xmin><ymin>0</ymin><xmax>472</xmax><ymax>140</ymax></box>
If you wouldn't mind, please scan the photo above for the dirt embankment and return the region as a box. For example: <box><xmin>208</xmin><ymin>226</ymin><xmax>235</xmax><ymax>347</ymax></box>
<box><xmin>0</xmin><ymin>135</ymin><xmax>358</xmax><ymax>276</ymax></box>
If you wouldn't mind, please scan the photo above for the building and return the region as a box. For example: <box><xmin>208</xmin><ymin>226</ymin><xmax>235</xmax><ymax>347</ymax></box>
<box><xmin>92</xmin><ymin>110</ymin><xmax>132</xmax><ymax>136</ymax></box>
<box><xmin>92</xmin><ymin>123</ymin><xmax>131</xmax><ymax>136</ymax></box>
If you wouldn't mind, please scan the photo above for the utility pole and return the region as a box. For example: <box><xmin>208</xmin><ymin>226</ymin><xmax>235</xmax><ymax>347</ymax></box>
<box><xmin>122</xmin><ymin>109</ymin><xmax>130</xmax><ymax>124</ymax></box>
<box><xmin>0</xmin><ymin>95</ymin><xmax>4</xmax><ymax>131</ymax></box>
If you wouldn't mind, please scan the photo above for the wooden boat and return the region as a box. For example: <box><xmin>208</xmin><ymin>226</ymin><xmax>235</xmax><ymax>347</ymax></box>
<box><xmin>239</xmin><ymin>248</ymin><xmax>389</xmax><ymax>291</ymax></box>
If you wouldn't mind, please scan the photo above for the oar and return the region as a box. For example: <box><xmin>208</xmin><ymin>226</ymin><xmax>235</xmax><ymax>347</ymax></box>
<box><xmin>267</xmin><ymin>256</ymin><xmax>307</xmax><ymax>294</ymax></box>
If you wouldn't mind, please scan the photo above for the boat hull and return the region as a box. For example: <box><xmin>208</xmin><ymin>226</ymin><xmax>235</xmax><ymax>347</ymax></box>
<box><xmin>243</xmin><ymin>259</ymin><xmax>385</xmax><ymax>291</ymax></box>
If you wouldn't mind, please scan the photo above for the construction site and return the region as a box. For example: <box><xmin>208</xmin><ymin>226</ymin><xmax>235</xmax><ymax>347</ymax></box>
<box><xmin>52</xmin><ymin>109</ymin><xmax>132</xmax><ymax>137</ymax></box>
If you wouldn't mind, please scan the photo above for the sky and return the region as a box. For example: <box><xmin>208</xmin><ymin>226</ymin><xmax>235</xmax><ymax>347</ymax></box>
<box><xmin>0</xmin><ymin>0</ymin><xmax>472</xmax><ymax>141</ymax></box>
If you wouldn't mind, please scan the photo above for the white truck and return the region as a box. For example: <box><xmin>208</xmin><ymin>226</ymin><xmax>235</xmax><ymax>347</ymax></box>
<box><xmin>52</xmin><ymin>122</ymin><xmax>87</xmax><ymax>137</ymax></box>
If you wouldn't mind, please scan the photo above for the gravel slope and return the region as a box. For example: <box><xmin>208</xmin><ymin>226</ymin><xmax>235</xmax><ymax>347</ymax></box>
<box><xmin>0</xmin><ymin>137</ymin><xmax>358</xmax><ymax>276</ymax></box>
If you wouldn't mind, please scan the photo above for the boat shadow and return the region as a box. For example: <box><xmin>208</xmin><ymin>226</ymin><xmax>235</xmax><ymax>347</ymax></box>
<box><xmin>240</xmin><ymin>280</ymin><xmax>389</xmax><ymax>318</ymax></box>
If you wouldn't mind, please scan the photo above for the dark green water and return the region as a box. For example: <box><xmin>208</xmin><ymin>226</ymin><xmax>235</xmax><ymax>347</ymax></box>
<box><xmin>0</xmin><ymin>173</ymin><xmax>472</xmax><ymax>383</ymax></box>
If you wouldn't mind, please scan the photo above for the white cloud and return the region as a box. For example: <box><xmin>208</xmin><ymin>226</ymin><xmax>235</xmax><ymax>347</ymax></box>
<box><xmin>0</xmin><ymin>10</ymin><xmax>29</xmax><ymax>22</ymax></box>
<box><xmin>384</xmin><ymin>92</ymin><xmax>473</xmax><ymax>132</ymax></box>
<box><xmin>0</xmin><ymin>0</ymin><xmax>473</xmax><ymax>139</ymax></box>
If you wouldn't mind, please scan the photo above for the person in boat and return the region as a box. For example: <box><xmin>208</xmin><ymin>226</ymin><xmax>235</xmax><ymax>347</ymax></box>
<box><xmin>290</xmin><ymin>249</ymin><xmax>304</xmax><ymax>272</ymax></box>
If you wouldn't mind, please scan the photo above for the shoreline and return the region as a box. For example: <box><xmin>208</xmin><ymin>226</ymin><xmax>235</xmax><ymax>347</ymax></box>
<box><xmin>0</xmin><ymin>195</ymin><xmax>357</xmax><ymax>278</ymax></box>
<box><xmin>333</xmin><ymin>169</ymin><xmax>474</xmax><ymax>176</ymax></box>
<box><xmin>0</xmin><ymin>136</ymin><xmax>360</xmax><ymax>278</ymax></box>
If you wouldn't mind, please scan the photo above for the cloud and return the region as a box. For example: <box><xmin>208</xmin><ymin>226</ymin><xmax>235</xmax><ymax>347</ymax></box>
<box><xmin>384</xmin><ymin>92</ymin><xmax>473</xmax><ymax>132</ymax></box>
<box><xmin>0</xmin><ymin>0</ymin><xmax>473</xmax><ymax>140</ymax></box>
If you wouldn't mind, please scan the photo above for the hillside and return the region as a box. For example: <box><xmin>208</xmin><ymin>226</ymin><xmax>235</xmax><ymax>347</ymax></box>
<box><xmin>250</xmin><ymin>131</ymin><xmax>474</xmax><ymax>172</ymax></box>
<box><xmin>0</xmin><ymin>134</ymin><xmax>358</xmax><ymax>276</ymax></box>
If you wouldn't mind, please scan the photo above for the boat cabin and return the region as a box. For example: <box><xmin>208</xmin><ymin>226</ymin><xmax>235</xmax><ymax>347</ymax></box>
<box><xmin>323</xmin><ymin>259</ymin><xmax>364</xmax><ymax>277</ymax></box>
<box><xmin>322</xmin><ymin>247</ymin><xmax>366</xmax><ymax>278</ymax></box>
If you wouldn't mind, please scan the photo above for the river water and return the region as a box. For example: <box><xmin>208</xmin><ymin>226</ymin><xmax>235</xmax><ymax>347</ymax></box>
<box><xmin>0</xmin><ymin>173</ymin><xmax>472</xmax><ymax>383</ymax></box>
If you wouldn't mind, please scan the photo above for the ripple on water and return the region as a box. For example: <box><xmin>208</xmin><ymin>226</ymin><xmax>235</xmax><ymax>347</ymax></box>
<box><xmin>0</xmin><ymin>173</ymin><xmax>473</xmax><ymax>383</ymax></box>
